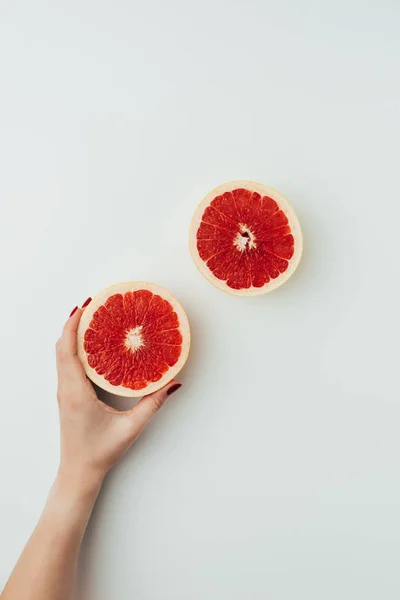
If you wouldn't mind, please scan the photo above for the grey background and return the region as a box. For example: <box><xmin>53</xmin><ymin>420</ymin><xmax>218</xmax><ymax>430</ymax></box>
<box><xmin>1</xmin><ymin>1</ymin><xmax>399</xmax><ymax>598</ymax></box>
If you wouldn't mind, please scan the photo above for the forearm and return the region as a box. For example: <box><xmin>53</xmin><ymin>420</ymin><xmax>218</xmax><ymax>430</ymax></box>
<box><xmin>2</xmin><ymin>472</ymin><xmax>102</xmax><ymax>600</ymax></box>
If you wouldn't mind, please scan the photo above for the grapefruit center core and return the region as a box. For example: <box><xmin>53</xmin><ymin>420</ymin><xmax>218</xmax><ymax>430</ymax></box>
<box><xmin>234</xmin><ymin>225</ymin><xmax>256</xmax><ymax>251</ymax></box>
<box><xmin>125</xmin><ymin>326</ymin><xmax>144</xmax><ymax>352</ymax></box>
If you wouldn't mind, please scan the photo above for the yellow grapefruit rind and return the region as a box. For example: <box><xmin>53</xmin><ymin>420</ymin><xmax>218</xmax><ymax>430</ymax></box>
<box><xmin>189</xmin><ymin>180</ymin><xmax>303</xmax><ymax>297</ymax></box>
<box><xmin>77</xmin><ymin>281</ymin><xmax>191</xmax><ymax>397</ymax></box>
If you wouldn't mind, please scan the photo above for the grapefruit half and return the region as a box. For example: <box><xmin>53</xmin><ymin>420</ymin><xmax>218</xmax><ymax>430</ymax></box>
<box><xmin>77</xmin><ymin>282</ymin><xmax>190</xmax><ymax>397</ymax></box>
<box><xmin>189</xmin><ymin>181</ymin><xmax>303</xmax><ymax>296</ymax></box>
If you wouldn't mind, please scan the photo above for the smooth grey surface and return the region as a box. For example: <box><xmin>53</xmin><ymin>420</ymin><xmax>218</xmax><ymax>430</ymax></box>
<box><xmin>1</xmin><ymin>1</ymin><xmax>399</xmax><ymax>598</ymax></box>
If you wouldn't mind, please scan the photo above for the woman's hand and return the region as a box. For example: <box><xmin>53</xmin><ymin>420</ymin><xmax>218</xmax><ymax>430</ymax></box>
<box><xmin>56</xmin><ymin>300</ymin><xmax>182</xmax><ymax>493</ymax></box>
<box><xmin>2</xmin><ymin>299</ymin><xmax>181</xmax><ymax>600</ymax></box>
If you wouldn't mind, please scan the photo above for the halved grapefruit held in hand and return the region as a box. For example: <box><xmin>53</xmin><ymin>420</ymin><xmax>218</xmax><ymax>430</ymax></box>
<box><xmin>77</xmin><ymin>282</ymin><xmax>190</xmax><ymax>397</ymax></box>
<box><xmin>189</xmin><ymin>181</ymin><xmax>303</xmax><ymax>296</ymax></box>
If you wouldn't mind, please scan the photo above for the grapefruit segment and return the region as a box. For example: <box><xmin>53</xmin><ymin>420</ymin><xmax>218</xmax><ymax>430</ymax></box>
<box><xmin>189</xmin><ymin>181</ymin><xmax>303</xmax><ymax>296</ymax></box>
<box><xmin>77</xmin><ymin>282</ymin><xmax>190</xmax><ymax>397</ymax></box>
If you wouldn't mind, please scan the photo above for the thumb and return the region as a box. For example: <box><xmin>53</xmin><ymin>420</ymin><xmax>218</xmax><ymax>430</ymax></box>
<box><xmin>123</xmin><ymin>381</ymin><xmax>182</xmax><ymax>440</ymax></box>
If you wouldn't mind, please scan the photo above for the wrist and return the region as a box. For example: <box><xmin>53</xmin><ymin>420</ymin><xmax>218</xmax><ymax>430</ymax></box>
<box><xmin>37</xmin><ymin>469</ymin><xmax>103</xmax><ymax>548</ymax></box>
<box><xmin>41</xmin><ymin>470</ymin><xmax>102</xmax><ymax>535</ymax></box>
<box><xmin>53</xmin><ymin>466</ymin><xmax>104</xmax><ymax>509</ymax></box>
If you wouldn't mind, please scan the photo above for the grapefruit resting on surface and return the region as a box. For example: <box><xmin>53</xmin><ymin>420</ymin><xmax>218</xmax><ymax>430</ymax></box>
<box><xmin>189</xmin><ymin>181</ymin><xmax>303</xmax><ymax>296</ymax></box>
<box><xmin>77</xmin><ymin>282</ymin><xmax>190</xmax><ymax>397</ymax></box>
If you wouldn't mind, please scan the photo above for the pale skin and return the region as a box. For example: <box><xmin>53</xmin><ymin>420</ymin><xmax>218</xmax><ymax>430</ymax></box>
<box><xmin>1</xmin><ymin>300</ymin><xmax>182</xmax><ymax>600</ymax></box>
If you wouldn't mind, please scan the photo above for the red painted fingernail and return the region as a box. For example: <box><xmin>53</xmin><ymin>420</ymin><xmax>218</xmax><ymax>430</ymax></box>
<box><xmin>167</xmin><ymin>383</ymin><xmax>182</xmax><ymax>396</ymax></box>
<box><xmin>69</xmin><ymin>306</ymin><xmax>78</xmax><ymax>317</ymax></box>
<box><xmin>81</xmin><ymin>297</ymin><xmax>92</xmax><ymax>308</ymax></box>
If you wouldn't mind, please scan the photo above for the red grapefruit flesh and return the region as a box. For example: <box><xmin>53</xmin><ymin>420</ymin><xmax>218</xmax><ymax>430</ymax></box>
<box><xmin>189</xmin><ymin>181</ymin><xmax>303</xmax><ymax>296</ymax></box>
<box><xmin>77</xmin><ymin>282</ymin><xmax>190</xmax><ymax>397</ymax></box>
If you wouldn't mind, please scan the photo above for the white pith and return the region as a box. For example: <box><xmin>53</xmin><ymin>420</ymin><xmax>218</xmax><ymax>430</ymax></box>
<box><xmin>189</xmin><ymin>180</ymin><xmax>303</xmax><ymax>297</ymax></box>
<box><xmin>125</xmin><ymin>326</ymin><xmax>143</xmax><ymax>352</ymax></box>
<box><xmin>234</xmin><ymin>224</ymin><xmax>256</xmax><ymax>251</ymax></box>
<box><xmin>77</xmin><ymin>281</ymin><xmax>191</xmax><ymax>397</ymax></box>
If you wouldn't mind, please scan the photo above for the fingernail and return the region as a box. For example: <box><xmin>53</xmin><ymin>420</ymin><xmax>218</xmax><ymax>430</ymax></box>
<box><xmin>81</xmin><ymin>297</ymin><xmax>92</xmax><ymax>308</ymax></box>
<box><xmin>167</xmin><ymin>383</ymin><xmax>182</xmax><ymax>396</ymax></box>
<box><xmin>69</xmin><ymin>306</ymin><xmax>78</xmax><ymax>317</ymax></box>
